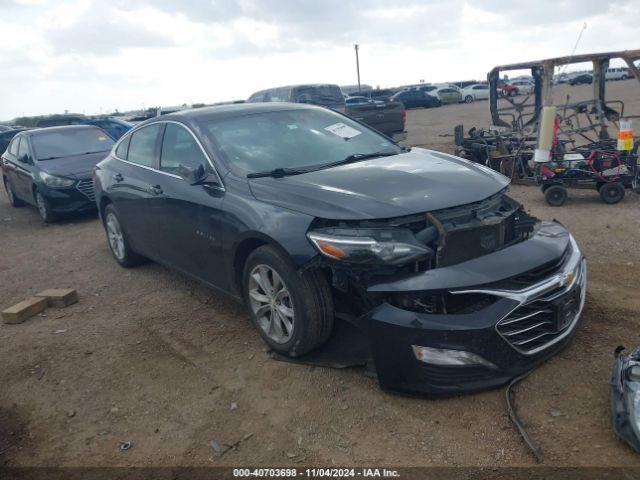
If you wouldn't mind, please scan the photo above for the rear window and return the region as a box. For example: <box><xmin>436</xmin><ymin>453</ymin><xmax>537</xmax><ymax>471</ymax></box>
<box><xmin>292</xmin><ymin>85</ymin><xmax>345</xmax><ymax>107</ymax></box>
<box><xmin>31</xmin><ymin>128</ymin><xmax>115</xmax><ymax>160</ymax></box>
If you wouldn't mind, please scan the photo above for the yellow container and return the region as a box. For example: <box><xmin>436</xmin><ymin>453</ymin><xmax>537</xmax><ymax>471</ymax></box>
<box><xmin>618</xmin><ymin>120</ymin><xmax>633</xmax><ymax>151</ymax></box>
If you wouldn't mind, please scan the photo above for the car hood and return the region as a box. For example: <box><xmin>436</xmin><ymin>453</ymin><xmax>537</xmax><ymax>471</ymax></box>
<box><xmin>37</xmin><ymin>151</ymin><xmax>110</xmax><ymax>179</ymax></box>
<box><xmin>248</xmin><ymin>148</ymin><xmax>510</xmax><ymax>219</ymax></box>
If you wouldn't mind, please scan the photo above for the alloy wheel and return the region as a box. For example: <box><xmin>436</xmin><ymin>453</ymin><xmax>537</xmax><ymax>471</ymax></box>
<box><xmin>105</xmin><ymin>212</ymin><xmax>125</xmax><ymax>261</ymax></box>
<box><xmin>248</xmin><ymin>264</ymin><xmax>295</xmax><ymax>344</ymax></box>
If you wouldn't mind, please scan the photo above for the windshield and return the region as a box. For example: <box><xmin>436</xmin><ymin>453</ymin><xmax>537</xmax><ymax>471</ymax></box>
<box><xmin>32</xmin><ymin>128</ymin><xmax>115</xmax><ymax>160</ymax></box>
<box><xmin>202</xmin><ymin>108</ymin><xmax>400</xmax><ymax>175</ymax></box>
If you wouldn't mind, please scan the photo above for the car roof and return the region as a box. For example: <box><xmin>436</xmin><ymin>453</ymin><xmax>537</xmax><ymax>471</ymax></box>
<box><xmin>147</xmin><ymin>102</ymin><xmax>326</xmax><ymax>124</ymax></box>
<box><xmin>24</xmin><ymin>124</ymin><xmax>103</xmax><ymax>137</ymax></box>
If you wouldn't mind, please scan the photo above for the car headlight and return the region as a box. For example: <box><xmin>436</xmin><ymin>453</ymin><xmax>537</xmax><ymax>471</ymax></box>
<box><xmin>307</xmin><ymin>228</ymin><xmax>432</xmax><ymax>266</ymax></box>
<box><xmin>40</xmin><ymin>171</ymin><xmax>75</xmax><ymax>188</ymax></box>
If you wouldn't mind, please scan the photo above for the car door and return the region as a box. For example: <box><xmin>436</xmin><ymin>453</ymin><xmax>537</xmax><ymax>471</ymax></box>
<box><xmin>150</xmin><ymin>122</ymin><xmax>227</xmax><ymax>287</ymax></box>
<box><xmin>474</xmin><ymin>85</ymin><xmax>489</xmax><ymax>100</ymax></box>
<box><xmin>108</xmin><ymin>123</ymin><xmax>164</xmax><ymax>254</ymax></box>
<box><xmin>3</xmin><ymin>136</ymin><xmax>21</xmax><ymax>196</ymax></box>
<box><xmin>439</xmin><ymin>89</ymin><xmax>454</xmax><ymax>104</ymax></box>
<box><xmin>12</xmin><ymin>136</ymin><xmax>36</xmax><ymax>202</ymax></box>
<box><xmin>406</xmin><ymin>91</ymin><xmax>420</xmax><ymax>108</ymax></box>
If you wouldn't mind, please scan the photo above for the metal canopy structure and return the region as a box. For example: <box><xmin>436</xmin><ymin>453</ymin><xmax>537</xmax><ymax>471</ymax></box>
<box><xmin>488</xmin><ymin>49</ymin><xmax>640</xmax><ymax>134</ymax></box>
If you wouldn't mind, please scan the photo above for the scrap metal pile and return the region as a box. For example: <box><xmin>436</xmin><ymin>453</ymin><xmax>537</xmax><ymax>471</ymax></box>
<box><xmin>454</xmin><ymin>49</ymin><xmax>640</xmax><ymax>204</ymax></box>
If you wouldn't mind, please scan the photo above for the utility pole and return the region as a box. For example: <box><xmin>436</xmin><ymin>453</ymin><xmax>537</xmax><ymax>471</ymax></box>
<box><xmin>354</xmin><ymin>44</ymin><xmax>361</xmax><ymax>93</ymax></box>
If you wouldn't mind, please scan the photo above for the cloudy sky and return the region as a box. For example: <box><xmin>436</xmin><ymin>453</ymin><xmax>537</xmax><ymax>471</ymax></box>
<box><xmin>0</xmin><ymin>0</ymin><xmax>638</xmax><ymax>120</ymax></box>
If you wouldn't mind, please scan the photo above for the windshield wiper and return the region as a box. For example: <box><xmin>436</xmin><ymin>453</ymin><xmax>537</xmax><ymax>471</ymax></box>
<box><xmin>247</xmin><ymin>167</ymin><xmax>312</xmax><ymax>179</ymax></box>
<box><xmin>317</xmin><ymin>150</ymin><xmax>399</xmax><ymax>170</ymax></box>
<box><xmin>38</xmin><ymin>156</ymin><xmax>64</xmax><ymax>161</ymax></box>
<box><xmin>246</xmin><ymin>150</ymin><xmax>400</xmax><ymax>178</ymax></box>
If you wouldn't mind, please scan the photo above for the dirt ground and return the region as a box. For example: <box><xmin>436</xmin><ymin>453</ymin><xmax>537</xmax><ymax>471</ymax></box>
<box><xmin>1</xmin><ymin>81</ymin><xmax>640</xmax><ymax>469</ymax></box>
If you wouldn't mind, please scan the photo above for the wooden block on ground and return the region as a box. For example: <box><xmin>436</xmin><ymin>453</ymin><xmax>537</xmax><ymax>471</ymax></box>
<box><xmin>2</xmin><ymin>297</ymin><xmax>48</xmax><ymax>324</ymax></box>
<box><xmin>35</xmin><ymin>289</ymin><xmax>79</xmax><ymax>308</ymax></box>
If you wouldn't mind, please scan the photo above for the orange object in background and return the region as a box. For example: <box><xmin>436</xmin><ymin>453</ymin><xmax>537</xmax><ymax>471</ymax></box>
<box><xmin>618</xmin><ymin>120</ymin><xmax>633</xmax><ymax>151</ymax></box>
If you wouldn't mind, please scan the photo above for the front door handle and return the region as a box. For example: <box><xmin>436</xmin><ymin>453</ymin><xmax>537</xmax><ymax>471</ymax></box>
<box><xmin>149</xmin><ymin>185</ymin><xmax>163</xmax><ymax>195</ymax></box>
<box><xmin>114</xmin><ymin>173</ymin><xmax>124</xmax><ymax>182</ymax></box>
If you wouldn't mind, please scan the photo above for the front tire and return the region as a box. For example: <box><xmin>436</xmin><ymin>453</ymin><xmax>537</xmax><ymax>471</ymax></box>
<box><xmin>544</xmin><ymin>185</ymin><xmax>568</xmax><ymax>206</ymax></box>
<box><xmin>103</xmin><ymin>204</ymin><xmax>146</xmax><ymax>267</ymax></box>
<box><xmin>243</xmin><ymin>245</ymin><xmax>333</xmax><ymax>357</ymax></box>
<box><xmin>464</xmin><ymin>95</ymin><xmax>473</xmax><ymax>103</ymax></box>
<box><xmin>4</xmin><ymin>178</ymin><xmax>25</xmax><ymax>207</ymax></box>
<box><xmin>35</xmin><ymin>190</ymin><xmax>56</xmax><ymax>223</ymax></box>
<box><xmin>599</xmin><ymin>182</ymin><xmax>625</xmax><ymax>204</ymax></box>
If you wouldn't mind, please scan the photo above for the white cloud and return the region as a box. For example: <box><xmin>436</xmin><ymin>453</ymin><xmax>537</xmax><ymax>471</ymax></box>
<box><xmin>0</xmin><ymin>0</ymin><xmax>638</xmax><ymax>119</ymax></box>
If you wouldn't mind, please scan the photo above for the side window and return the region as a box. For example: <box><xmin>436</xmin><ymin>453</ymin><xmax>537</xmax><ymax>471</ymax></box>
<box><xmin>160</xmin><ymin>123</ymin><xmax>208</xmax><ymax>175</ymax></box>
<box><xmin>17</xmin><ymin>137</ymin><xmax>30</xmax><ymax>159</ymax></box>
<box><xmin>115</xmin><ymin>134</ymin><xmax>131</xmax><ymax>159</ymax></box>
<box><xmin>8</xmin><ymin>136</ymin><xmax>20</xmax><ymax>156</ymax></box>
<box><xmin>127</xmin><ymin>124</ymin><xmax>162</xmax><ymax>168</ymax></box>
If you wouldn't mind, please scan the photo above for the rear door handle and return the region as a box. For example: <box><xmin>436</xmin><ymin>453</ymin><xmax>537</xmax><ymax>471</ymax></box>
<box><xmin>114</xmin><ymin>173</ymin><xmax>124</xmax><ymax>182</ymax></box>
<box><xmin>149</xmin><ymin>185</ymin><xmax>163</xmax><ymax>195</ymax></box>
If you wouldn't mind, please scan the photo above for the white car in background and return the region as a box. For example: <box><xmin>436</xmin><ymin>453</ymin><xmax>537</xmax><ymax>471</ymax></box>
<box><xmin>509</xmin><ymin>79</ymin><xmax>535</xmax><ymax>95</ymax></box>
<box><xmin>461</xmin><ymin>84</ymin><xmax>490</xmax><ymax>103</ymax></box>
<box><xmin>605</xmin><ymin>67</ymin><xmax>630</xmax><ymax>81</ymax></box>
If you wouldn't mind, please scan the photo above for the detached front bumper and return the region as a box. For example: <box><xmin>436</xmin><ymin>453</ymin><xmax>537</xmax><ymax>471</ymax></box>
<box><xmin>360</xmin><ymin>222</ymin><xmax>586</xmax><ymax>395</ymax></box>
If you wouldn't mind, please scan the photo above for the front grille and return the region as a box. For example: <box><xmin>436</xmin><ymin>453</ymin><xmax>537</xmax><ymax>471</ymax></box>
<box><xmin>496</xmin><ymin>263</ymin><xmax>585</xmax><ymax>355</ymax></box>
<box><xmin>76</xmin><ymin>179</ymin><xmax>95</xmax><ymax>201</ymax></box>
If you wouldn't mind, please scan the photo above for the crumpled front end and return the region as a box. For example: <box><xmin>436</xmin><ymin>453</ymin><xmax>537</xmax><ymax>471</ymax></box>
<box><xmin>307</xmin><ymin>191</ymin><xmax>587</xmax><ymax>395</ymax></box>
<box><xmin>611</xmin><ymin>346</ymin><xmax>640</xmax><ymax>454</ymax></box>
<box><xmin>361</xmin><ymin>223</ymin><xmax>586</xmax><ymax>394</ymax></box>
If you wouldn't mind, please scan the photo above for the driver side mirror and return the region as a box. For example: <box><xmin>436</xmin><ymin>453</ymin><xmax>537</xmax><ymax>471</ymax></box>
<box><xmin>178</xmin><ymin>163</ymin><xmax>221</xmax><ymax>188</ymax></box>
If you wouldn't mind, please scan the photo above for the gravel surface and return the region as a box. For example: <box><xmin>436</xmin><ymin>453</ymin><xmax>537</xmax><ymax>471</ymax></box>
<box><xmin>1</xmin><ymin>81</ymin><xmax>639</xmax><ymax>468</ymax></box>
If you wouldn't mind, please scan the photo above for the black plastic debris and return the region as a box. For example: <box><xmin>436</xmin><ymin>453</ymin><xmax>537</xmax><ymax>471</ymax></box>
<box><xmin>611</xmin><ymin>346</ymin><xmax>640</xmax><ymax>454</ymax></box>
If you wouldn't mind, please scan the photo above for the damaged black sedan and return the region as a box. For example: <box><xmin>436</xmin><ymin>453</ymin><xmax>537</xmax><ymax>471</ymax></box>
<box><xmin>94</xmin><ymin>103</ymin><xmax>586</xmax><ymax>395</ymax></box>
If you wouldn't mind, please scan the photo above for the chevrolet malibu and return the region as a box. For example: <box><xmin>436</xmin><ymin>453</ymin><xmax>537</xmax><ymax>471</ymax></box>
<box><xmin>93</xmin><ymin>103</ymin><xmax>586</xmax><ymax>395</ymax></box>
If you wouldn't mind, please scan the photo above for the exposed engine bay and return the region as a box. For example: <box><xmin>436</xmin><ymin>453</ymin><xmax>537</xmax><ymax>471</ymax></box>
<box><xmin>308</xmin><ymin>191</ymin><xmax>539</xmax><ymax>315</ymax></box>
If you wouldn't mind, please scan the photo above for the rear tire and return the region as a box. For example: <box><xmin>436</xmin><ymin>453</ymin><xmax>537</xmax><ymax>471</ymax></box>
<box><xmin>544</xmin><ymin>185</ymin><xmax>568</xmax><ymax>206</ymax></box>
<box><xmin>599</xmin><ymin>182</ymin><xmax>625</xmax><ymax>204</ymax></box>
<box><xmin>35</xmin><ymin>189</ymin><xmax>57</xmax><ymax>223</ymax></box>
<box><xmin>4</xmin><ymin>178</ymin><xmax>25</xmax><ymax>207</ymax></box>
<box><xmin>243</xmin><ymin>245</ymin><xmax>333</xmax><ymax>357</ymax></box>
<box><xmin>103</xmin><ymin>204</ymin><xmax>146</xmax><ymax>267</ymax></box>
<box><xmin>464</xmin><ymin>95</ymin><xmax>473</xmax><ymax>103</ymax></box>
